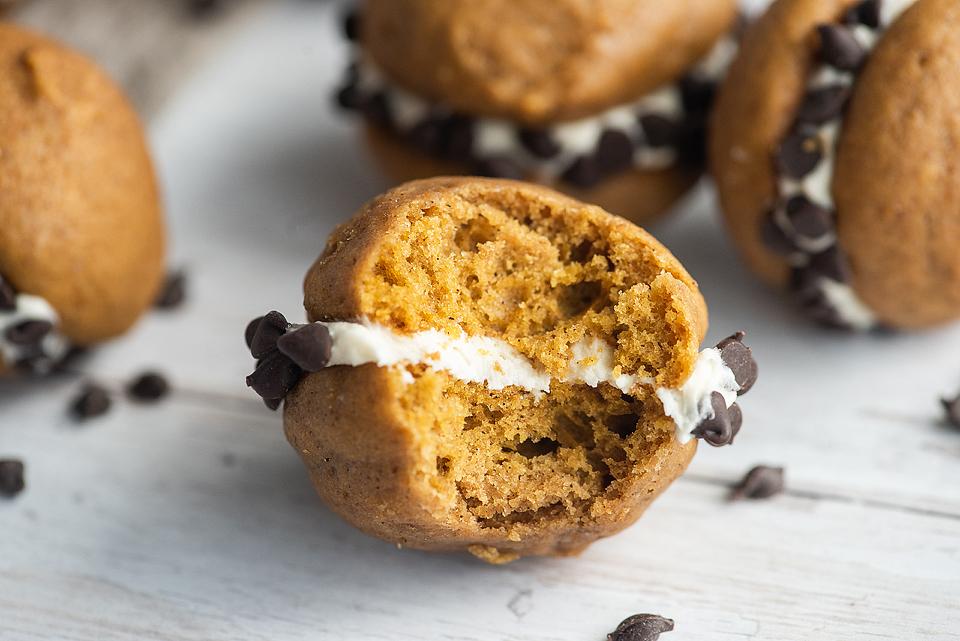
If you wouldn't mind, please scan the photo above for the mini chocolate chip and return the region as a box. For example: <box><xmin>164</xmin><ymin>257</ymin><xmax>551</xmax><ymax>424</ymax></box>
<box><xmin>441</xmin><ymin>115</ymin><xmax>475</xmax><ymax>161</ymax></box>
<box><xmin>692</xmin><ymin>392</ymin><xmax>741</xmax><ymax>447</ymax></box>
<box><xmin>561</xmin><ymin>155</ymin><xmax>602</xmax><ymax>188</ymax></box>
<box><xmin>759</xmin><ymin>211</ymin><xmax>798</xmax><ymax>256</ymax></box>
<box><xmin>817</xmin><ymin>24</ymin><xmax>867</xmax><ymax>71</ymax></box>
<box><xmin>0</xmin><ymin>276</ymin><xmax>15</xmax><ymax>311</ymax></box>
<box><xmin>679</xmin><ymin>76</ymin><xmax>716</xmax><ymax>115</ymax></box>
<box><xmin>5</xmin><ymin>320</ymin><xmax>52</xmax><ymax>346</ymax></box>
<box><xmin>250</xmin><ymin>311</ymin><xmax>289</xmax><ymax>359</ymax></box>
<box><xmin>474</xmin><ymin>156</ymin><xmax>525</xmax><ymax>180</ymax></box>
<box><xmin>843</xmin><ymin>0</ymin><xmax>881</xmax><ymax>28</ymax></box>
<box><xmin>408</xmin><ymin>118</ymin><xmax>444</xmax><ymax>153</ymax></box>
<box><xmin>245</xmin><ymin>316</ymin><xmax>263</xmax><ymax>350</ymax></box>
<box><xmin>595</xmin><ymin>129</ymin><xmax>634</xmax><ymax>174</ymax></box>
<box><xmin>362</xmin><ymin>92</ymin><xmax>392</xmax><ymax>129</ymax></box>
<box><xmin>730</xmin><ymin>465</ymin><xmax>785</xmax><ymax>501</ymax></box>
<box><xmin>797</xmin><ymin>85</ymin><xmax>851</xmax><ymax>124</ymax></box>
<box><xmin>342</xmin><ymin>8</ymin><xmax>360</xmax><ymax>41</ymax></box>
<box><xmin>70</xmin><ymin>383</ymin><xmax>112</xmax><ymax>420</ymax></box>
<box><xmin>0</xmin><ymin>459</ymin><xmax>25</xmax><ymax>497</ymax></box>
<box><xmin>335</xmin><ymin>82</ymin><xmax>365</xmax><ymax>111</ymax></box>
<box><xmin>155</xmin><ymin>271</ymin><xmax>187</xmax><ymax>309</ymax></box>
<box><xmin>639</xmin><ymin>114</ymin><xmax>681</xmax><ymax>148</ymax></box>
<box><xmin>776</xmin><ymin>126</ymin><xmax>823</xmax><ymax>178</ymax></box>
<box><xmin>785</xmin><ymin>195</ymin><xmax>833</xmax><ymax>238</ymax></box>
<box><xmin>940</xmin><ymin>395</ymin><xmax>960</xmax><ymax>429</ymax></box>
<box><xmin>246</xmin><ymin>352</ymin><xmax>302</xmax><ymax>401</ymax></box>
<box><xmin>807</xmin><ymin>245</ymin><xmax>849</xmax><ymax>282</ymax></box>
<box><xmin>607</xmin><ymin>614</ymin><xmax>674</xmax><ymax>641</ymax></box>
<box><xmin>277</xmin><ymin>323</ymin><xmax>332</xmax><ymax>372</ymax></box>
<box><xmin>518</xmin><ymin>127</ymin><xmax>561</xmax><ymax>158</ymax></box>
<box><xmin>716</xmin><ymin>331</ymin><xmax>758</xmax><ymax>395</ymax></box>
<box><xmin>127</xmin><ymin>372</ymin><xmax>170</xmax><ymax>402</ymax></box>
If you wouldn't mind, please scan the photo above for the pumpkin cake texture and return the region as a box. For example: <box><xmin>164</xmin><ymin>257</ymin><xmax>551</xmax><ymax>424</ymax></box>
<box><xmin>244</xmin><ymin>178</ymin><xmax>758</xmax><ymax>563</ymax></box>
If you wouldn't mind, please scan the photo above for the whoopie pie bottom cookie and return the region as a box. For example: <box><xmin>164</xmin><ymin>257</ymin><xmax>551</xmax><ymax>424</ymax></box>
<box><xmin>711</xmin><ymin>0</ymin><xmax>960</xmax><ymax>330</ymax></box>
<box><xmin>243</xmin><ymin>178</ymin><xmax>758</xmax><ymax>563</ymax></box>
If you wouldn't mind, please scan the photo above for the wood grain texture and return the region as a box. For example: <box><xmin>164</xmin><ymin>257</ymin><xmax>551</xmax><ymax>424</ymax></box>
<box><xmin>1</xmin><ymin>1</ymin><xmax>959</xmax><ymax>639</ymax></box>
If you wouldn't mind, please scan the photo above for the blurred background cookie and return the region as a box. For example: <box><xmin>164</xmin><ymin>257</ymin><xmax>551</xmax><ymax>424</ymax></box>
<box><xmin>711</xmin><ymin>0</ymin><xmax>960</xmax><ymax>330</ymax></box>
<box><xmin>335</xmin><ymin>0</ymin><xmax>741</xmax><ymax>225</ymax></box>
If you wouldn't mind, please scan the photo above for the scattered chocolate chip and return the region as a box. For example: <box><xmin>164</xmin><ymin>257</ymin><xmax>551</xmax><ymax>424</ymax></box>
<box><xmin>940</xmin><ymin>395</ymin><xmax>960</xmax><ymax>429</ymax></box>
<box><xmin>843</xmin><ymin>0</ymin><xmax>880</xmax><ymax>28</ymax></box>
<box><xmin>639</xmin><ymin>114</ymin><xmax>681</xmax><ymax>148</ymax></box>
<box><xmin>342</xmin><ymin>8</ymin><xmax>360</xmax><ymax>41</ymax></box>
<box><xmin>0</xmin><ymin>459</ymin><xmax>25</xmax><ymax>498</ymax></box>
<box><xmin>517</xmin><ymin>127</ymin><xmax>560</xmax><ymax>158</ymax></box>
<box><xmin>408</xmin><ymin>118</ymin><xmax>445</xmax><ymax>154</ymax></box>
<box><xmin>759</xmin><ymin>211</ymin><xmax>798</xmax><ymax>256</ymax></box>
<box><xmin>5</xmin><ymin>320</ymin><xmax>52</xmax><ymax>346</ymax></box>
<box><xmin>0</xmin><ymin>276</ymin><xmax>15</xmax><ymax>311</ymax></box>
<box><xmin>249</xmin><ymin>311</ymin><xmax>289</xmax><ymax>359</ymax></box>
<box><xmin>797</xmin><ymin>85</ymin><xmax>851</xmax><ymax>124</ymax></box>
<box><xmin>362</xmin><ymin>92</ymin><xmax>393</xmax><ymax>129</ymax></box>
<box><xmin>716</xmin><ymin>331</ymin><xmax>758</xmax><ymax>395</ymax></box>
<box><xmin>692</xmin><ymin>392</ymin><xmax>741</xmax><ymax>447</ymax></box>
<box><xmin>127</xmin><ymin>372</ymin><xmax>170</xmax><ymax>402</ymax></box>
<box><xmin>730</xmin><ymin>465</ymin><xmax>785</xmax><ymax>501</ymax></box>
<box><xmin>607</xmin><ymin>614</ymin><xmax>674</xmax><ymax>641</ymax></box>
<box><xmin>474</xmin><ymin>156</ymin><xmax>525</xmax><ymax>180</ymax></box>
<box><xmin>246</xmin><ymin>352</ymin><xmax>302</xmax><ymax>401</ymax></box>
<box><xmin>785</xmin><ymin>195</ymin><xmax>833</xmax><ymax>238</ymax></box>
<box><xmin>277</xmin><ymin>323</ymin><xmax>333</xmax><ymax>371</ymax></box>
<box><xmin>335</xmin><ymin>82</ymin><xmax>365</xmax><ymax>111</ymax></box>
<box><xmin>561</xmin><ymin>155</ymin><xmax>602</xmax><ymax>188</ymax></box>
<box><xmin>440</xmin><ymin>115</ymin><xmax>475</xmax><ymax>161</ymax></box>
<box><xmin>776</xmin><ymin>125</ymin><xmax>823</xmax><ymax>178</ymax></box>
<box><xmin>806</xmin><ymin>245</ymin><xmax>849</xmax><ymax>282</ymax></box>
<box><xmin>595</xmin><ymin>130</ymin><xmax>634</xmax><ymax>174</ymax></box>
<box><xmin>70</xmin><ymin>383</ymin><xmax>112</xmax><ymax>420</ymax></box>
<box><xmin>155</xmin><ymin>271</ymin><xmax>187</xmax><ymax>309</ymax></box>
<box><xmin>817</xmin><ymin>24</ymin><xmax>867</xmax><ymax>71</ymax></box>
<box><xmin>679</xmin><ymin>76</ymin><xmax>716</xmax><ymax>115</ymax></box>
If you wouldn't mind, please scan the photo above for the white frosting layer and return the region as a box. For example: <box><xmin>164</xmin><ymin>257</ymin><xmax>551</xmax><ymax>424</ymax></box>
<box><xmin>315</xmin><ymin>321</ymin><xmax>738</xmax><ymax>443</ymax></box>
<box><xmin>0</xmin><ymin>293</ymin><xmax>69</xmax><ymax>373</ymax></box>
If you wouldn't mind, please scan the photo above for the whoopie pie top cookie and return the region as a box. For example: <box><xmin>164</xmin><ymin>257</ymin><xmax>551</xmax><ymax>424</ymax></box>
<box><xmin>711</xmin><ymin>0</ymin><xmax>960</xmax><ymax>330</ymax></box>
<box><xmin>334</xmin><ymin>0</ymin><xmax>741</xmax><ymax>223</ymax></box>
<box><xmin>0</xmin><ymin>24</ymin><xmax>165</xmax><ymax>373</ymax></box>
<box><xmin>243</xmin><ymin>178</ymin><xmax>757</xmax><ymax>562</ymax></box>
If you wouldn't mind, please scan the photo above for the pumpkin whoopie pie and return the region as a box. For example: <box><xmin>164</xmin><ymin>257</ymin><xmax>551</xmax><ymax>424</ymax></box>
<box><xmin>334</xmin><ymin>0</ymin><xmax>741</xmax><ymax>224</ymax></box>
<box><xmin>711</xmin><ymin>0</ymin><xmax>960</xmax><ymax>330</ymax></box>
<box><xmin>0</xmin><ymin>24</ymin><xmax>165</xmax><ymax>374</ymax></box>
<box><xmin>243</xmin><ymin>178</ymin><xmax>758</xmax><ymax>563</ymax></box>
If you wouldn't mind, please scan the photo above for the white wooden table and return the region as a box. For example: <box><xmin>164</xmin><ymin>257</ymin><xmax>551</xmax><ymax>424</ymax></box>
<box><xmin>3</xmin><ymin>2</ymin><xmax>960</xmax><ymax>639</ymax></box>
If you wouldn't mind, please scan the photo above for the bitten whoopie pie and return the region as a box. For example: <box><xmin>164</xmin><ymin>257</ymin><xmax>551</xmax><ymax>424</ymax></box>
<box><xmin>243</xmin><ymin>178</ymin><xmax>758</xmax><ymax>563</ymax></box>
<box><xmin>0</xmin><ymin>25</ymin><xmax>165</xmax><ymax>374</ymax></box>
<box><xmin>711</xmin><ymin>0</ymin><xmax>960</xmax><ymax>330</ymax></box>
<box><xmin>334</xmin><ymin>0</ymin><xmax>741</xmax><ymax>224</ymax></box>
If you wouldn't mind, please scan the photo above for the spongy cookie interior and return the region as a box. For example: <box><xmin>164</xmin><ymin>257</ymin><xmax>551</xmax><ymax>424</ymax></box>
<box><xmin>328</xmin><ymin>185</ymin><xmax>702</xmax><ymax>532</ymax></box>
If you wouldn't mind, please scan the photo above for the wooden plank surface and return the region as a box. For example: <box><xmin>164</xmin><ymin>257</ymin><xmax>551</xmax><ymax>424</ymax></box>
<box><xmin>2</xmin><ymin>1</ymin><xmax>959</xmax><ymax>639</ymax></box>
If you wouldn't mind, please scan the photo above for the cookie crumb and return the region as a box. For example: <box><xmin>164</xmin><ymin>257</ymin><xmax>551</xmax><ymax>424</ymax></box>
<box><xmin>729</xmin><ymin>465</ymin><xmax>785</xmax><ymax>501</ymax></box>
<box><xmin>607</xmin><ymin>614</ymin><xmax>674</xmax><ymax>641</ymax></box>
<box><xmin>0</xmin><ymin>459</ymin><xmax>25</xmax><ymax>498</ymax></box>
<box><xmin>154</xmin><ymin>271</ymin><xmax>187</xmax><ymax>310</ymax></box>
<box><xmin>127</xmin><ymin>372</ymin><xmax>170</xmax><ymax>402</ymax></box>
<box><xmin>70</xmin><ymin>383</ymin><xmax>112</xmax><ymax>421</ymax></box>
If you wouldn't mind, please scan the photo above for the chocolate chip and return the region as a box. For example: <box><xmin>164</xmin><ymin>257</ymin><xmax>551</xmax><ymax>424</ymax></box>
<box><xmin>342</xmin><ymin>8</ymin><xmax>360</xmax><ymax>41</ymax></box>
<box><xmin>595</xmin><ymin>129</ymin><xmax>634</xmax><ymax>174</ymax></box>
<box><xmin>561</xmin><ymin>156</ymin><xmax>602</xmax><ymax>188</ymax></box>
<box><xmin>797</xmin><ymin>85</ymin><xmax>851</xmax><ymax>124</ymax></box>
<box><xmin>679</xmin><ymin>76</ymin><xmax>716</xmax><ymax>115</ymax></box>
<box><xmin>264</xmin><ymin>397</ymin><xmax>282</xmax><ymax>411</ymax></box>
<box><xmin>639</xmin><ymin>114</ymin><xmax>681</xmax><ymax>148</ymax></box>
<box><xmin>518</xmin><ymin>127</ymin><xmax>560</xmax><ymax>158</ymax></box>
<box><xmin>5</xmin><ymin>320</ymin><xmax>52</xmax><ymax>346</ymax></box>
<box><xmin>807</xmin><ymin>245</ymin><xmax>849</xmax><ymax>282</ymax></box>
<box><xmin>245</xmin><ymin>316</ymin><xmax>263</xmax><ymax>350</ymax></box>
<box><xmin>0</xmin><ymin>459</ymin><xmax>24</xmax><ymax>497</ymax></box>
<box><xmin>785</xmin><ymin>195</ymin><xmax>833</xmax><ymax>238</ymax></box>
<box><xmin>408</xmin><ymin>118</ymin><xmax>444</xmax><ymax>154</ymax></box>
<box><xmin>716</xmin><ymin>331</ymin><xmax>758</xmax><ymax>395</ymax></box>
<box><xmin>250</xmin><ymin>311</ymin><xmax>289</xmax><ymax>359</ymax></box>
<box><xmin>127</xmin><ymin>372</ymin><xmax>170</xmax><ymax>402</ymax></box>
<box><xmin>607</xmin><ymin>614</ymin><xmax>674</xmax><ymax>641</ymax></box>
<box><xmin>70</xmin><ymin>383</ymin><xmax>112</xmax><ymax>420</ymax></box>
<box><xmin>759</xmin><ymin>211</ymin><xmax>798</xmax><ymax>256</ymax></box>
<box><xmin>246</xmin><ymin>352</ymin><xmax>302</xmax><ymax>401</ymax></box>
<box><xmin>692</xmin><ymin>392</ymin><xmax>741</xmax><ymax>447</ymax></box>
<box><xmin>335</xmin><ymin>82</ymin><xmax>365</xmax><ymax>111</ymax></box>
<box><xmin>440</xmin><ymin>115</ymin><xmax>475</xmax><ymax>161</ymax></box>
<box><xmin>817</xmin><ymin>24</ymin><xmax>867</xmax><ymax>71</ymax></box>
<box><xmin>941</xmin><ymin>395</ymin><xmax>960</xmax><ymax>429</ymax></box>
<box><xmin>843</xmin><ymin>0</ymin><xmax>881</xmax><ymax>28</ymax></box>
<box><xmin>362</xmin><ymin>92</ymin><xmax>392</xmax><ymax>129</ymax></box>
<box><xmin>776</xmin><ymin>125</ymin><xmax>823</xmax><ymax>178</ymax></box>
<box><xmin>730</xmin><ymin>465</ymin><xmax>785</xmax><ymax>501</ymax></box>
<box><xmin>277</xmin><ymin>323</ymin><xmax>332</xmax><ymax>372</ymax></box>
<box><xmin>155</xmin><ymin>271</ymin><xmax>187</xmax><ymax>309</ymax></box>
<box><xmin>0</xmin><ymin>276</ymin><xmax>15</xmax><ymax>311</ymax></box>
<box><xmin>474</xmin><ymin>156</ymin><xmax>525</xmax><ymax>180</ymax></box>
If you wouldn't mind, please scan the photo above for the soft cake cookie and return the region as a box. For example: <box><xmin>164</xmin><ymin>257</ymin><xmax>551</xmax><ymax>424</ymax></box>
<box><xmin>335</xmin><ymin>0</ymin><xmax>740</xmax><ymax>224</ymax></box>
<box><xmin>710</xmin><ymin>0</ymin><xmax>960</xmax><ymax>330</ymax></box>
<box><xmin>243</xmin><ymin>178</ymin><xmax>758</xmax><ymax>562</ymax></box>
<box><xmin>0</xmin><ymin>25</ymin><xmax>165</xmax><ymax>374</ymax></box>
